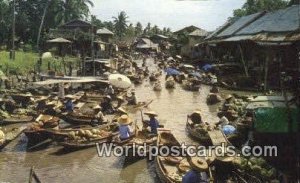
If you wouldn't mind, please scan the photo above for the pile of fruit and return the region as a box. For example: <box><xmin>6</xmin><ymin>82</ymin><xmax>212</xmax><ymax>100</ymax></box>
<box><xmin>29</xmin><ymin>116</ymin><xmax>59</xmax><ymax>130</ymax></box>
<box><xmin>234</xmin><ymin>157</ymin><xmax>277</xmax><ymax>179</ymax></box>
<box><xmin>67</xmin><ymin>129</ymin><xmax>111</xmax><ymax>141</ymax></box>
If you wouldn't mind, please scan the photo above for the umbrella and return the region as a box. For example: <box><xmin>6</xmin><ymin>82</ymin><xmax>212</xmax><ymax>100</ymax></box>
<box><xmin>222</xmin><ymin>125</ymin><xmax>236</xmax><ymax>135</ymax></box>
<box><xmin>202</xmin><ymin>64</ymin><xmax>213</xmax><ymax>71</ymax></box>
<box><xmin>108</xmin><ymin>74</ymin><xmax>131</xmax><ymax>89</ymax></box>
<box><xmin>165</xmin><ymin>68</ymin><xmax>180</xmax><ymax>76</ymax></box>
<box><xmin>47</xmin><ymin>37</ymin><xmax>72</xmax><ymax>43</ymax></box>
<box><xmin>41</xmin><ymin>52</ymin><xmax>52</xmax><ymax>59</ymax></box>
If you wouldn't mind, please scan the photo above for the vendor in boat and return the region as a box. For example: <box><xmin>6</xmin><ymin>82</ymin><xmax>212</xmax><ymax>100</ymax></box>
<box><xmin>143</xmin><ymin>111</ymin><xmax>160</xmax><ymax>135</ymax></box>
<box><xmin>210</xmin><ymin>84</ymin><xmax>219</xmax><ymax>93</ymax></box>
<box><xmin>183</xmin><ymin>157</ymin><xmax>209</xmax><ymax>183</ymax></box>
<box><xmin>113</xmin><ymin>107</ymin><xmax>128</xmax><ymax>122</ymax></box>
<box><xmin>105</xmin><ymin>85</ymin><xmax>115</xmax><ymax>97</ymax></box>
<box><xmin>222</xmin><ymin>94</ymin><xmax>235</xmax><ymax>111</ymax></box>
<box><xmin>65</xmin><ymin>97</ymin><xmax>74</xmax><ymax>113</ymax></box>
<box><xmin>118</xmin><ymin>114</ymin><xmax>133</xmax><ymax>141</ymax></box>
<box><xmin>127</xmin><ymin>91</ymin><xmax>137</xmax><ymax>105</ymax></box>
<box><xmin>100</xmin><ymin>95</ymin><xmax>114</xmax><ymax>114</ymax></box>
<box><xmin>116</xmin><ymin>95</ymin><xmax>125</xmax><ymax>108</ymax></box>
<box><xmin>216</xmin><ymin>116</ymin><xmax>236</xmax><ymax>135</ymax></box>
<box><xmin>36</xmin><ymin>97</ymin><xmax>47</xmax><ymax>112</ymax></box>
<box><xmin>188</xmin><ymin>110</ymin><xmax>204</xmax><ymax>127</ymax></box>
<box><xmin>91</xmin><ymin>105</ymin><xmax>106</xmax><ymax>126</ymax></box>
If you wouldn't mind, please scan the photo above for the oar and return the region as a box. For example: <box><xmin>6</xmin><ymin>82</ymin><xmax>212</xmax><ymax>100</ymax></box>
<box><xmin>27</xmin><ymin>139</ymin><xmax>53</xmax><ymax>151</ymax></box>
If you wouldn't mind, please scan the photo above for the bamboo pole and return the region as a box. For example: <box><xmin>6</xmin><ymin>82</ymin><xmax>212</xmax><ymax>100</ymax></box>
<box><xmin>238</xmin><ymin>44</ymin><xmax>249</xmax><ymax>77</ymax></box>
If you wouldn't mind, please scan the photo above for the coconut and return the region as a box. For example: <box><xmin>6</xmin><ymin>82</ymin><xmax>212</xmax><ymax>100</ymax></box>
<box><xmin>91</xmin><ymin>129</ymin><xmax>98</xmax><ymax>134</ymax></box>
<box><xmin>68</xmin><ymin>131</ymin><xmax>76</xmax><ymax>139</ymax></box>
<box><xmin>79</xmin><ymin>129</ymin><xmax>85</xmax><ymax>136</ymax></box>
<box><xmin>85</xmin><ymin>130</ymin><xmax>93</xmax><ymax>138</ymax></box>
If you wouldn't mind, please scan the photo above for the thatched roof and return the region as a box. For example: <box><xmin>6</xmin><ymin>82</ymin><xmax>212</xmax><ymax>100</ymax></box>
<box><xmin>97</xmin><ymin>28</ymin><xmax>114</xmax><ymax>35</ymax></box>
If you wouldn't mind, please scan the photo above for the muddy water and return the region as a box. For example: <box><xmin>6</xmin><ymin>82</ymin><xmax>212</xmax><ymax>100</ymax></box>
<box><xmin>0</xmin><ymin>58</ymin><xmax>258</xmax><ymax>183</ymax></box>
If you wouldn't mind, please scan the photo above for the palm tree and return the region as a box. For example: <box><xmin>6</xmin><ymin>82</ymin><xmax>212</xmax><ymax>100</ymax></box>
<box><xmin>113</xmin><ymin>11</ymin><xmax>129</xmax><ymax>39</ymax></box>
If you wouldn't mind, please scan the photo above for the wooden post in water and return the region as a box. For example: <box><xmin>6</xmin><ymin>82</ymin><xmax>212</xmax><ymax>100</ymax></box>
<box><xmin>264</xmin><ymin>50</ymin><xmax>270</xmax><ymax>91</ymax></box>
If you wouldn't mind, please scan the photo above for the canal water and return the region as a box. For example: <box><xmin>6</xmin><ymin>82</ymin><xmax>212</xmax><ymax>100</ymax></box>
<box><xmin>0</xmin><ymin>58</ymin><xmax>257</xmax><ymax>183</ymax></box>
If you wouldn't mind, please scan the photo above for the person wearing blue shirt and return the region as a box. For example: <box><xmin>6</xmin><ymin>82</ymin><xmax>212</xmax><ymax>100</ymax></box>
<box><xmin>183</xmin><ymin>157</ymin><xmax>209</xmax><ymax>183</ymax></box>
<box><xmin>65</xmin><ymin>98</ymin><xmax>74</xmax><ymax>112</ymax></box>
<box><xmin>144</xmin><ymin>111</ymin><xmax>159</xmax><ymax>134</ymax></box>
<box><xmin>118</xmin><ymin>115</ymin><xmax>133</xmax><ymax>141</ymax></box>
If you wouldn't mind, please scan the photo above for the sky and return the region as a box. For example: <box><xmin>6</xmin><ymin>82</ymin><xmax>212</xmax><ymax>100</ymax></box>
<box><xmin>91</xmin><ymin>0</ymin><xmax>246</xmax><ymax>32</ymax></box>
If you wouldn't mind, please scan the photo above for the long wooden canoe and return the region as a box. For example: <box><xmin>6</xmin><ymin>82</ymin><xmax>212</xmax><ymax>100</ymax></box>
<box><xmin>1</xmin><ymin>115</ymin><xmax>34</xmax><ymax>125</ymax></box>
<box><xmin>155</xmin><ymin>130</ymin><xmax>189</xmax><ymax>183</ymax></box>
<box><xmin>0</xmin><ymin>126</ymin><xmax>27</xmax><ymax>150</ymax></box>
<box><xmin>59</xmin><ymin>123</ymin><xmax>119</xmax><ymax>150</ymax></box>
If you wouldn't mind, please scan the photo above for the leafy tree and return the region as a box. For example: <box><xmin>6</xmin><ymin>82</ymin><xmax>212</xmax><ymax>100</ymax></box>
<box><xmin>135</xmin><ymin>22</ymin><xmax>143</xmax><ymax>36</ymax></box>
<box><xmin>151</xmin><ymin>25</ymin><xmax>160</xmax><ymax>35</ymax></box>
<box><xmin>113</xmin><ymin>11</ymin><xmax>128</xmax><ymax>39</ymax></box>
<box><xmin>233</xmin><ymin>0</ymin><xmax>288</xmax><ymax>18</ymax></box>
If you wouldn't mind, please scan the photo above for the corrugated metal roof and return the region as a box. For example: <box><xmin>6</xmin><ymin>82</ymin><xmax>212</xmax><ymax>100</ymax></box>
<box><xmin>237</xmin><ymin>5</ymin><xmax>300</xmax><ymax>35</ymax></box>
<box><xmin>205</xmin><ymin>20</ymin><xmax>233</xmax><ymax>40</ymax></box>
<box><xmin>217</xmin><ymin>12</ymin><xmax>265</xmax><ymax>37</ymax></box>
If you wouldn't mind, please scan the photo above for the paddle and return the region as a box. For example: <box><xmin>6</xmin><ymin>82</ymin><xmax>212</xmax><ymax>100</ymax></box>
<box><xmin>27</xmin><ymin>139</ymin><xmax>53</xmax><ymax>151</ymax></box>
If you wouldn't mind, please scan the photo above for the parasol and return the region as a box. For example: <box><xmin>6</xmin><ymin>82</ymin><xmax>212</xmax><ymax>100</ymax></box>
<box><xmin>108</xmin><ymin>74</ymin><xmax>132</xmax><ymax>89</ymax></box>
<box><xmin>222</xmin><ymin>125</ymin><xmax>236</xmax><ymax>135</ymax></box>
<box><xmin>46</xmin><ymin>37</ymin><xmax>72</xmax><ymax>43</ymax></box>
<box><xmin>41</xmin><ymin>52</ymin><xmax>52</xmax><ymax>59</ymax></box>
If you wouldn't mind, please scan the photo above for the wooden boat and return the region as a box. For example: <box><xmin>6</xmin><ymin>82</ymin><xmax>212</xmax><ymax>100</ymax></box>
<box><xmin>186</xmin><ymin>120</ymin><xmax>238</xmax><ymax>146</ymax></box>
<box><xmin>62</xmin><ymin>112</ymin><xmax>95</xmax><ymax>125</ymax></box>
<box><xmin>59</xmin><ymin>123</ymin><xmax>119</xmax><ymax>150</ymax></box>
<box><xmin>155</xmin><ymin>130</ymin><xmax>191</xmax><ymax>183</ymax></box>
<box><xmin>153</xmin><ymin>83</ymin><xmax>162</xmax><ymax>91</ymax></box>
<box><xmin>186</xmin><ymin>121</ymin><xmax>211</xmax><ymax>145</ymax></box>
<box><xmin>0</xmin><ymin>126</ymin><xmax>27</xmax><ymax>150</ymax></box>
<box><xmin>113</xmin><ymin>129</ymin><xmax>157</xmax><ymax>157</ymax></box>
<box><xmin>182</xmin><ymin>80</ymin><xmax>200</xmax><ymax>91</ymax></box>
<box><xmin>1</xmin><ymin>115</ymin><xmax>34</xmax><ymax>125</ymax></box>
<box><xmin>206</xmin><ymin>93</ymin><xmax>222</xmax><ymax>105</ymax></box>
<box><xmin>149</xmin><ymin>74</ymin><xmax>158</xmax><ymax>82</ymax></box>
<box><xmin>24</xmin><ymin>114</ymin><xmax>60</xmax><ymax>145</ymax></box>
<box><xmin>165</xmin><ymin>79</ymin><xmax>175</xmax><ymax>89</ymax></box>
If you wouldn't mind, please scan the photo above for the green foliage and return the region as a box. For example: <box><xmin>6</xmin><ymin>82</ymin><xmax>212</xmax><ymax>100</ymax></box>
<box><xmin>113</xmin><ymin>11</ymin><xmax>129</xmax><ymax>39</ymax></box>
<box><xmin>233</xmin><ymin>0</ymin><xmax>289</xmax><ymax>18</ymax></box>
<box><xmin>0</xmin><ymin>51</ymin><xmax>79</xmax><ymax>74</ymax></box>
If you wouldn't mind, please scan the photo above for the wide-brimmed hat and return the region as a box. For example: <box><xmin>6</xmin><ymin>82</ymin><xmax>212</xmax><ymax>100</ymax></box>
<box><xmin>216</xmin><ymin>153</ymin><xmax>235</xmax><ymax>163</ymax></box>
<box><xmin>116</xmin><ymin>96</ymin><xmax>124</xmax><ymax>100</ymax></box>
<box><xmin>224</xmin><ymin>94</ymin><xmax>233</xmax><ymax>100</ymax></box>
<box><xmin>105</xmin><ymin>95</ymin><xmax>111</xmax><ymax>100</ymax></box>
<box><xmin>117</xmin><ymin>107</ymin><xmax>127</xmax><ymax>114</ymax></box>
<box><xmin>24</xmin><ymin>92</ymin><xmax>33</xmax><ymax>97</ymax></box>
<box><xmin>93</xmin><ymin>105</ymin><xmax>101</xmax><ymax>110</ymax></box>
<box><xmin>118</xmin><ymin>115</ymin><xmax>132</xmax><ymax>125</ymax></box>
<box><xmin>65</xmin><ymin>94</ymin><xmax>75</xmax><ymax>99</ymax></box>
<box><xmin>192</xmin><ymin>110</ymin><xmax>201</xmax><ymax>115</ymax></box>
<box><xmin>188</xmin><ymin>157</ymin><xmax>208</xmax><ymax>171</ymax></box>
<box><xmin>144</xmin><ymin>111</ymin><xmax>158</xmax><ymax>116</ymax></box>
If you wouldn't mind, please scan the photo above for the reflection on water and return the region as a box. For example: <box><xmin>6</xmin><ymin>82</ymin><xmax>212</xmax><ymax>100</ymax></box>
<box><xmin>0</xmin><ymin>58</ymin><xmax>259</xmax><ymax>183</ymax></box>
